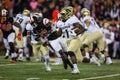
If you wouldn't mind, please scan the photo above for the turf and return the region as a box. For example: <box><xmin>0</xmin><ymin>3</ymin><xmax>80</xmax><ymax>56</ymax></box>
<box><xmin>0</xmin><ymin>56</ymin><xmax>120</xmax><ymax>80</ymax></box>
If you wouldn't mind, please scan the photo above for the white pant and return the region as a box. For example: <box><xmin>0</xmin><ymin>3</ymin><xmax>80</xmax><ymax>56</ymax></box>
<box><xmin>3</xmin><ymin>32</ymin><xmax>15</xmax><ymax>49</ymax></box>
<box><xmin>113</xmin><ymin>41</ymin><xmax>119</xmax><ymax>58</ymax></box>
<box><xmin>49</xmin><ymin>37</ymin><xmax>67</xmax><ymax>52</ymax></box>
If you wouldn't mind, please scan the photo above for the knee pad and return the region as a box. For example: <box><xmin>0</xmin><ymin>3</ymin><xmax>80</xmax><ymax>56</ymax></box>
<box><xmin>68</xmin><ymin>51</ymin><xmax>75</xmax><ymax>57</ymax></box>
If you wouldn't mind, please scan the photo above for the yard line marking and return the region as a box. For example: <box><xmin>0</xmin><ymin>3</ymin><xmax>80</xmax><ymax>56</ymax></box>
<box><xmin>0</xmin><ymin>64</ymin><xmax>16</xmax><ymax>66</ymax></box>
<box><xmin>0</xmin><ymin>63</ymin><xmax>42</xmax><ymax>66</ymax></box>
<box><xmin>26</xmin><ymin>78</ymin><xmax>40</xmax><ymax>80</ymax></box>
<box><xmin>0</xmin><ymin>76</ymin><xmax>3</xmax><ymax>78</ymax></box>
<box><xmin>79</xmin><ymin>74</ymin><xmax>120</xmax><ymax>80</ymax></box>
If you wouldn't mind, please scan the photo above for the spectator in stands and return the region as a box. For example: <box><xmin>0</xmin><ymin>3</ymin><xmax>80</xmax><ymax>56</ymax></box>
<box><xmin>110</xmin><ymin>4</ymin><xmax>119</xmax><ymax>21</ymax></box>
<box><xmin>112</xmin><ymin>25</ymin><xmax>120</xmax><ymax>59</ymax></box>
<box><xmin>29</xmin><ymin>0</ymin><xmax>38</xmax><ymax>12</ymax></box>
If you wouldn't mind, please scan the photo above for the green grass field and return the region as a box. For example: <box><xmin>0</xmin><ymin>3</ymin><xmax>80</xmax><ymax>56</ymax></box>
<box><xmin>0</xmin><ymin>56</ymin><xmax>120</xmax><ymax>80</ymax></box>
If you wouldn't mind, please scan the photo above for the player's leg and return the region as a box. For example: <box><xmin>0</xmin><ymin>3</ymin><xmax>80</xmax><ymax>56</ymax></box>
<box><xmin>40</xmin><ymin>45</ymin><xmax>51</xmax><ymax>71</ymax></box>
<box><xmin>3</xmin><ymin>38</ymin><xmax>10</xmax><ymax>59</ymax></box>
<box><xmin>32</xmin><ymin>44</ymin><xmax>41</xmax><ymax>62</ymax></box>
<box><xmin>23</xmin><ymin>36</ymin><xmax>30</xmax><ymax>61</ymax></box>
<box><xmin>49</xmin><ymin>39</ymin><xmax>62</xmax><ymax>65</ymax></box>
<box><xmin>8</xmin><ymin>32</ymin><xmax>17</xmax><ymax>63</ymax></box>
<box><xmin>67</xmin><ymin>37</ymin><xmax>80</xmax><ymax>74</ymax></box>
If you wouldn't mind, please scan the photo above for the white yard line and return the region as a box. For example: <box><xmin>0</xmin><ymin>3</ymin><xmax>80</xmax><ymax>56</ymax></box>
<box><xmin>26</xmin><ymin>78</ymin><xmax>40</xmax><ymax>80</ymax></box>
<box><xmin>0</xmin><ymin>63</ymin><xmax>42</xmax><ymax>66</ymax></box>
<box><xmin>0</xmin><ymin>76</ymin><xmax>3</xmax><ymax>79</ymax></box>
<box><xmin>79</xmin><ymin>74</ymin><xmax>120</xmax><ymax>80</ymax></box>
<box><xmin>0</xmin><ymin>64</ymin><xmax>16</xmax><ymax>66</ymax></box>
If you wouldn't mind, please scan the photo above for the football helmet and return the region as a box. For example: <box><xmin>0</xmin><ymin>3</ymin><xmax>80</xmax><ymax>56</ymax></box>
<box><xmin>31</xmin><ymin>13</ymin><xmax>43</xmax><ymax>23</ymax></box>
<box><xmin>22</xmin><ymin>9</ymin><xmax>30</xmax><ymax>16</ymax></box>
<box><xmin>60</xmin><ymin>6</ymin><xmax>74</xmax><ymax>20</ymax></box>
<box><xmin>33</xmin><ymin>13</ymin><xmax>43</xmax><ymax>18</ymax></box>
<box><xmin>81</xmin><ymin>8</ymin><xmax>90</xmax><ymax>16</ymax></box>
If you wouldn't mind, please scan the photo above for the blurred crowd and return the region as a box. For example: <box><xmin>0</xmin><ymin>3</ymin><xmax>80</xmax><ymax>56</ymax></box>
<box><xmin>0</xmin><ymin>0</ymin><xmax>120</xmax><ymax>59</ymax></box>
<box><xmin>0</xmin><ymin>0</ymin><xmax>120</xmax><ymax>21</ymax></box>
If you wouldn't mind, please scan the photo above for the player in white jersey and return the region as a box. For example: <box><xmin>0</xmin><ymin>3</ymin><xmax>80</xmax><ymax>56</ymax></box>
<box><xmin>13</xmin><ymin>9</ymin><xmax>31</xmax><ymax>61</ymax></box>
<box><xmin>101</xmin><ymin>23</ymin><xmax>114</xmax><ymax>64</ymax></box>
<box><xmin>81</xmin><ymin>8</ymin><xmax>112</xmax><ymax>64</ymax></box>
<box><xmin>58</xmin><ymin>7</ymin><xmax>101</xmax><ymax>68</ymax></box>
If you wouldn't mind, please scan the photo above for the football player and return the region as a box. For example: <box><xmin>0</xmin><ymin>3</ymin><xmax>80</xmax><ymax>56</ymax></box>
<box><xmin>0</xmin><ymin>8</ymin><xmax>17</xmax><ymax>63</ymax></box>
<box><xmin>59</xmin><ymin>6</ymin><xmax>101</xmax><ymax>73</ymax></box>
<box><xmin>59</xmin><ymin>6</ymin><xmax>84</xmax><ymax>74</ymax></box>
<box><xmin>43</xmin><ymin>18</ymin><xmax>73</xmax><ymax>69</ymax></box>
<box><xmin>80</xmin><ymin>8</ymin><xmax>112</xmax><ymax>64</ymax></box>
<box><xmin>26</xmin><ymin>13</ymin><xmax>51</xmax><ymax>71</ymax></box>
<box><xmin>13</xmin><ymin>9</ymin><xmax>31</xmax><ymax>61</ymax></box>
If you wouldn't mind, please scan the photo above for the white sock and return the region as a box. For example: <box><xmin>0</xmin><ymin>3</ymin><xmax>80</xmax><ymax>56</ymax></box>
<box><xmin>5</xmin><ymin>49</ymin><xmax>9</xmax><ymax>56</ymax></box>
<box><xmin>44</xmin><ymin>55</ymin><xmax>50</xmax><ymax>67</ymax></box>
<box><xmin>85</xmin><ymin>52</ymin><xmax>90</xmax><ymax>59</ymax></box>
<box><xmin>73</xmin><ymin>64</ymin><xmax>78</xmax><ymax>70</ymax></box>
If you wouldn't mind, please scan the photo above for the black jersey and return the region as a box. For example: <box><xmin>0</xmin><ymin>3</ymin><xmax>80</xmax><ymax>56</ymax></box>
<box><xmin>0</xmin><ymin>17</ymin><xmax>15</xmax><ymax>38</ymax></box>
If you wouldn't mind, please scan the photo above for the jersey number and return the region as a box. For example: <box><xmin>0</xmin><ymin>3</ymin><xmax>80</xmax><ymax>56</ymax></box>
<box><xmin>16</xmin><ymin>17</ymin><xmax>23</xmax><ymax>24</ymax></box>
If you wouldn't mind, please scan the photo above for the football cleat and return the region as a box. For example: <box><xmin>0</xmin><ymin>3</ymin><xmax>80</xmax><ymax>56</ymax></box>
<box><xmin>46</xmin><ymin>66</ymin><xmax>51</xmax><ymax>72</ymax></box>
<box><xmin>105</xmin><ymin>57</ymin><xmax>112</xmax><ymax>65</ymax></box>
<box><xmin>90</xmin><ymin>55</ymin><xmax>101</xmax><ymax>67</ymax></box>
<box><xmin>11</xmin><ymin>58</ymin><xmax>17</xmax><ymax>63</ymax></box>
<box><xmin>71</xmin><ymin>68</ymin><xmax>80</xmax><ymax>74</ymax></box>
<box><xmin>99</xmin><ymin>53</ymin><xmax>105</xmax><ymax>63</ymax></box>
<box><xmin>4</xmin><ymin>56</ymin><xmax>9</xmax><ymax>59</ymax></box>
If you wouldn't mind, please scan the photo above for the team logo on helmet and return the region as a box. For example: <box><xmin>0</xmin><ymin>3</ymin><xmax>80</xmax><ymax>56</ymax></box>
<box><xmin>60</xmin><ymin>6</ymin><xmax>74</xmax><ymax>20</ymax></box>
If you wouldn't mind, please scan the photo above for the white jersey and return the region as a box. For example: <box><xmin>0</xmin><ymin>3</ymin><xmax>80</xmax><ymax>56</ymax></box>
<box><xmin>102</xmin><ymin>28</ymin><xmax>115</xmax><ymax>44</ymax></box>
<box><xmin>80</xmin><ymin>17</ymin><xmax>87</xmax><ymax>29</ymax></box>
<box><xmin>57</xmin><ymin>15</ymin><xmax>82</xmax><ymax>40</ymax></box>
<box><xmin>83</xmin><ymin>16</ymin><xmax>101</xmax><ymax>33</ymax></box>
<box><xmin>14</xmin><ymin>14</ymin><xmax>30</xmax><ymax>33</ymax></box>
<box><xmin>26</xmin><ymin>23</ymin><xmax>38</xmax><ymax>41</ymax></box>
